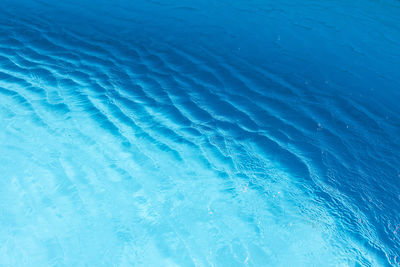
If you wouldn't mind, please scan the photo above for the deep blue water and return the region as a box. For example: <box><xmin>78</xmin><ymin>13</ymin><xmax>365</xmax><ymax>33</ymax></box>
<box><xmin>0</xmin><ymin>0</ymin><xmax>399</xmax><ymax>266</ymax></box>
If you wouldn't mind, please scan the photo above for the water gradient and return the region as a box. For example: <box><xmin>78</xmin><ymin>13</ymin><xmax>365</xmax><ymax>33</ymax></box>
<box><xmin>0</xmin><ymin>0</ymin><xmax>399</xmax><ymax>266</ymax></box>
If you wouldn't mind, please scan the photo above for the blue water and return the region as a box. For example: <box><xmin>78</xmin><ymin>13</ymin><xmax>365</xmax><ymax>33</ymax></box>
<box><xmin>0</xmin><ymin>0</ymin><xmax>399</xmax><ymax>266</ymax></box>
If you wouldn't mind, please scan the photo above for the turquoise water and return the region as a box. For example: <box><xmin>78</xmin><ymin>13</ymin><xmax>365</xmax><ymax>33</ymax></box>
<box><xmin>0</xmin><ymin>0</ymin><xmax>399</xmax><ymax>266</ymax></box>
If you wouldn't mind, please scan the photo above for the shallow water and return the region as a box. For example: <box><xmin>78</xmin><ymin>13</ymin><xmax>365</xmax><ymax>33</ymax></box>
<box><xmin>0</xmin><ymin>0</ymin><xmax>399</xmax><ymax>266</ymax></box>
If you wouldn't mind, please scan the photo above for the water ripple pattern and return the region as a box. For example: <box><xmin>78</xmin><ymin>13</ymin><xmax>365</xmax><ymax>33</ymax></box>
<box><xmin>0</xmin><ymin>0</ymin><xmax>399</xmax><ymax>266</ymax></box>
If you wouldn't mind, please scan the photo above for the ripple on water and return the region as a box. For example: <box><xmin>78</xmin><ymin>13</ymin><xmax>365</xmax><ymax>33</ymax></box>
<box><xmin>0</xmin><ymin>0</ymin><xmax>400</xmax><ymax>266</ymax></box>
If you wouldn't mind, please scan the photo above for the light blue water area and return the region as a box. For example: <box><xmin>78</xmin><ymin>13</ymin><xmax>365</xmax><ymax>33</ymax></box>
<box><xmin>0</xmin><ymin>0</ymin><xmax>399</xmax><ymax>266</ymax></box>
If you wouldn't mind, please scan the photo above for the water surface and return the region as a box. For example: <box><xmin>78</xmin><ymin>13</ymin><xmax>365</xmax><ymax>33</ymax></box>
<box><xmin>0</xmin><ymin>0</ymin><xmax>400</xmax><ymax>266</ymax></box>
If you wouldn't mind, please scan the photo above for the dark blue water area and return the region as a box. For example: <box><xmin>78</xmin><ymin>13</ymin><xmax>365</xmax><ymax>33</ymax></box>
<box><xmin>0</xmin><ymin>0</ymin><xmax>399</xmax><ymax>266</ymax></box>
